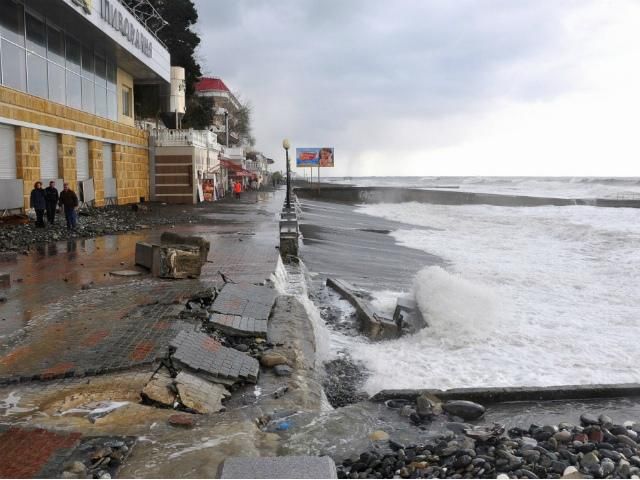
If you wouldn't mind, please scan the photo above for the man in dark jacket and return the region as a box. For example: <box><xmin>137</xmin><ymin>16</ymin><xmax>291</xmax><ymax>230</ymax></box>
<box><xmin>30</xmin><ymin>181</ymin><xmax>46</xmax><ymax>228</ymax></box>
<box><xmin>58</xmin><ymin>182</ymin><xmax>79</xmax><ymax>230</ymax></box>
<box><xmin>44</xmin><ymin>181</ymin><xmax>59</xmax><ymax>225</ymax></box>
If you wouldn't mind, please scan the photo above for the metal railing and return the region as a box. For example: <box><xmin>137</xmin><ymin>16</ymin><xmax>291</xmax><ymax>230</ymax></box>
<box><xmin>151</xmin><ymin>129</ymin><xmax>219</xmax><ymax>148</ymax></box>
<box><xmin>613</xmin><ymin>192</ymin><xmax>640</xmax><ymax>201</ymax></box>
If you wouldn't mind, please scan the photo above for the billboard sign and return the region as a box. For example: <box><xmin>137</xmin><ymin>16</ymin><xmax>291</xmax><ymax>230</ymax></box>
<box><xmin>296</xmin><ymin>147</ymin><xmax>334</xmax><ymax>167</ymax></box>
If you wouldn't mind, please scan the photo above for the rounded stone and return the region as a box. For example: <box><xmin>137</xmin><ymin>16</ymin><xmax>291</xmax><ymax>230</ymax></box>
<box><xmin>260</xmin><ymin>352</ymin><xmax>289</xmax><ymax>367</ymax></box>
<box><xmin>442</xmin><ymin>400</ymin><xmax>485</xmax><ymax>421</ymax></box>
<box><xmin>168</xmin><ymin>413</ymin><xmax>195</xmax><ymax>428</ymax></box>
<box><xmin>553</xmin><ymin>430</ymin><xmax>572</xmax><ymax>443</ymax></box>
<box><xmin>580</xmin><ymin>413</ymin><xmax>599</xmax><ymax>426</ymax></box>
<box><xmin>368</xmin><ymin>430</ymin><xmax>389</xmax><ymax>442</ymax></box>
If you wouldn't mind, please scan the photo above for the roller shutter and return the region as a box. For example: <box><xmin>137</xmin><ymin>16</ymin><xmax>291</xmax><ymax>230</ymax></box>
<box><xmin>102</xmin><ymin>143</ymin><xmax>113</xmax><ymax>179</ymax></box>
<box><xmin>76</xmin><ymin>138</ymin><xmax>89</xmax><ymax>181</ymax></box>
<box><xmin>40</xmin><ymin>132</ymin><xmax>59</xmax><ymax>180</ymax></box>
<box><xmin>0</xmin><ymin>125</ymin><xmax>17</xmax><ymax>179</ymax></box>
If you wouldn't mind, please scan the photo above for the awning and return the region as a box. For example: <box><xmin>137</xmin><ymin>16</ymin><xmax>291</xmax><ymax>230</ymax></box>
<box><xmin>220</xmin><ymin>159</ymin><xmax>243</xmax><ymax>172</ymax></box>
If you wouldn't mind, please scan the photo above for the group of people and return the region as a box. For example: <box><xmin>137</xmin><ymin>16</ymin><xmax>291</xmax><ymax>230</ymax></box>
<box><xmin>30</xmin><ymin>181</ymin><xmax>80</xmax><ymax>230</ymax></box>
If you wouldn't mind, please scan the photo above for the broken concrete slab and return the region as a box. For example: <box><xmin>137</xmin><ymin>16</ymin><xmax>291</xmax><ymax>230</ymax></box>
<box><xmin>209</xmin><ymin>313</ymin><xmax>268</xmax><ymax>337</ymax></box>
<box><xmin>221</xmin><ymin>456</ymin><xmax>337</xmax><ymax>479</ymax></box>
<box><xmin>175</xmin><ymin>371</ymin><xmax>230</xmax><ymax>414</ymax></box>
<box><xmin>326</xmin><ymin>278</ymin><xmax>399</xmax><ymax>340</ymax></box>
<box><xmin>393</xmin><ymin>296</ymin><xmax>428</xmax><ymax>333</ymax></box>
<box><xmin>211</xmin><ymin>283</ymin><xmax>277</xmax><ymax>321</ymax></box>
<box><xmin>160</xmin><ymin>232</ymin><xmax>210</xmax><ymax>265</ymax></box>
<box><xmin>170</xmin><ymin>330</ymin><xmax>259</xmax><ymax>385</ymax></box>
<box><xmin>154</xmin><ymin>245</ymin><xmax>203</xmax><ymax>279</ymax></box>
<box><xmin>141</xmin><ymin>369</ymin><xmax>176</xmax><ymax>407</ymax></box>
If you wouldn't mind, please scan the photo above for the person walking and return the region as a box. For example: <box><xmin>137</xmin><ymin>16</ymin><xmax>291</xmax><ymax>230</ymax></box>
<box><xmin>234</xmin><ymin>180</ymin><xmax>242</xmax><ymax>200</ymax></box>
<box><xmin>44</xmin><ymin>180</ymin><xmax>59</xmax><ymax>225</ymax></box>
<box><xmin>58</xmin><ymin>182</ymin><xmax>79</xmax><ymax>230</ymax></box>
<box><xmin>30</xmin><ymin>181</ymin><xmax>46</xmax><ymax>228</ymax></box>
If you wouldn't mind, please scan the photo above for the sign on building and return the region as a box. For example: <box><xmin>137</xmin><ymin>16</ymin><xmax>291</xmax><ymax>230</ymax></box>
<box><xmin>295</xmin><ymin>147</ymin><xmax>334</xmax><ymax>167</ymax></box>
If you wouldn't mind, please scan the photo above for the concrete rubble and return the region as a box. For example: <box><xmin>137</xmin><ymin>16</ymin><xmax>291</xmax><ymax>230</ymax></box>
<box><xmin>175</xmin><ymin>371</ymin><xmax>230</xmax><ymax>414</ymax></box>
<box><xmin>170</xmin><ymin>329</ymin><xmax>260</xmax><ymax>385</ymax></box>
<box><xmin>141</xmin><ymin>368</ymin><xmax>176</xmax><ymax>407</ymax></box>
<box><xmin>135</xmin><ymin>231</ymin><xmax>211</xmax><ymax>279</ymax></box>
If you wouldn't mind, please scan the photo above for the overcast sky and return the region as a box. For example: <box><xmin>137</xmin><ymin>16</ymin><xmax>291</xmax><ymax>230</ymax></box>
<box><xmin>193</xmin><ymin>0</ymin><xmax>640</xmax><ymax>177</ymax></box>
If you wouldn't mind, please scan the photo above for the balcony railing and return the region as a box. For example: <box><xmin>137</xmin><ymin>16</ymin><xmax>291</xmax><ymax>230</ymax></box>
<box><xmin>151</xmin><ymin>129</ymin><xmax>219</xmax><ymax>148</ymax></box>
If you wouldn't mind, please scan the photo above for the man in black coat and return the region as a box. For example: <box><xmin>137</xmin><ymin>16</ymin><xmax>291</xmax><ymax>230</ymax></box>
<box><xmin>58</xmin><ymin>182</ymin><xmax>79</xmax><ymax>230</ymax></box>
<box><xmin>44</xmin><ymin>181</ymin><xmax>59</xmax><ymax>225</ymax></box>
<box><xmin>29</xmin><ymin>181</ymin><xmax>46</xmax><ymax>228</ymax></box>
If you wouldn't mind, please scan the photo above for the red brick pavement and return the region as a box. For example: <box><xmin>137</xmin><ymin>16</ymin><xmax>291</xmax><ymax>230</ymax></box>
<box><xmin>0</xmin><ymin>427</ymin><xmax>82</xmax><ymax>478</ymax></box>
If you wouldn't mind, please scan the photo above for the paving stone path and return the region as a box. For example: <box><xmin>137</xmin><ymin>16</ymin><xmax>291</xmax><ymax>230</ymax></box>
<box><xmin>170</xmin><ymin>329</ymin><xmax>259</xmax><ymax>385</ymax></box>
<box><xmin>211</xmin><ymin>282</ymin><xmax>278</xmax><ymax>320</ymax></box>
<box><xmin>0</xmin><ymin>425</ymin><xmax>82</xmax><ymax>478</ymax></box>
<box><xmin>0</xmin><ymin>280</ymin><xmax>201</xmax><ymax>384</ymax></box>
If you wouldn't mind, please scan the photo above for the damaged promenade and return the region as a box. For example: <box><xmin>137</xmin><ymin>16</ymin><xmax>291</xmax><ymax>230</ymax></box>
<box><xmin>0</xmin><ymin>190</ymin><xmax>328</xmax><ymax>479</ymax></box>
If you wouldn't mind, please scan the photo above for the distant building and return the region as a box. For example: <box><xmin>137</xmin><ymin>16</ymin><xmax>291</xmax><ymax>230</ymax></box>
<box><xmin>194</xmin><ymin>77</ymin><xmax>241</xmax><ymax>146</ymax></box>
<box><xmin>0</xmin><ymin>0</ymin><xmax>171</xmax><ymax>211</ymax></box>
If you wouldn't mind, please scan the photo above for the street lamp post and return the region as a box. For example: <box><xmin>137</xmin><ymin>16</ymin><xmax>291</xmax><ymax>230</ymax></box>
<box><xmin>283</xmin><ymin>139</ymin><xmax>291</xmax><ymax>209</ymax></box>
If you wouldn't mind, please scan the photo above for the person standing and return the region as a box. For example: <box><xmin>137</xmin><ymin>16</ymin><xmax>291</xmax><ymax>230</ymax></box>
<box><xmin>234</xmin><ymin>180</ymin><xmax>242</xmax><ymax>199</ymax></box>
<box><xmin>30</xmin><ymin>181</ymin><xmax>46</xmax><ymax>228</ymax></box>
<box><xmin>58</xmin><ymin>182</ymin><xmax>79</xmax><ymax>230</ymax></box>
<box><xmin>44</xmin><ymin>181</ymin><xmax>59</xmax><ymax>225</ymax></box>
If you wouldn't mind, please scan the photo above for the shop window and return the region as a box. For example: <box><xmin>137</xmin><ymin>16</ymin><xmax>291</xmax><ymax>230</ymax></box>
<box><xmin>65</xmin><ymin>36</ymin><xmax>81</xmax><ymax>73</ymax></box>
<box><xmin>1</xmin><ymin>40</ymin><xmax>26</xmax><ymax>91</ymax></box>
<box><xmin>95</xmin><ymin>85</ymin><xmax>107</xmax><ymax>117</ymax></box>
<box><xmin>25</xmin><ymin>13</ymin><xmax>46</xmax><ymax>57</ymax></box>
<box><xmin>82</xmin><ymin>77</ymin><xmax>94</xmax><ymax>113</ymax></box>
<box><xmin>66</xmin><ymin>70</ymin><xmax>81</xmax><ymax>109</ymax></box>
<box><xmin>27</xmin><ymin>52</ymin><xmax>47</xmax><ymax>98</ymax></box>
<box><xmin>0</xmin><ymin>0</ymin><xmax>25</xmax><ymax>46</ymax></box>
<box><xmin>46</xmin><ymin>24</ymin><xmax>64</xmax><ymax>66</ymax></box>
<box><xmin>48</xmin><ymin>61</ymin><xmax>65</xmax><ymax>104</ymax></box>
<box><xmin>122</xmin><ymin>86</ymin><xmax>132</xmax><ymax>117</ymax></box>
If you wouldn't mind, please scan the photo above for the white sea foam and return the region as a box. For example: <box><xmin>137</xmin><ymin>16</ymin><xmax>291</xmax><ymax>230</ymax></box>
<box><xmin>343</xmin><ymin>201</ymin><xmax>640</xmax><ymax>393</ymax></box>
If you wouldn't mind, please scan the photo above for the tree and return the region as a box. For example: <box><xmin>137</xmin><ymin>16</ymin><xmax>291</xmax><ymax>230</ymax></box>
<box><xmin>182</xmin><ymin>96</ymin><xmax>215</xmax><ymax>130</ymax></box>
<box><xmin>233</xmin><ymin>99</ymin><xmax>256</xmax><ymax>147</ymax></box>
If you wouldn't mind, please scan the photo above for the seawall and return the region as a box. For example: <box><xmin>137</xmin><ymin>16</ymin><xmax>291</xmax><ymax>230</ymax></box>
<box><xmin>295</xmin><ymin>186</ymin><xmax>640</xmax><ymax>208</ymax></box>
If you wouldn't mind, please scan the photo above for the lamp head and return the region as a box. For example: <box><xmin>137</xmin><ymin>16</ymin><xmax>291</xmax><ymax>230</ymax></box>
<box><xmin>282</xmin><ymin>139</ymin><xmax>290</xmax><ymax>150</ymax></box>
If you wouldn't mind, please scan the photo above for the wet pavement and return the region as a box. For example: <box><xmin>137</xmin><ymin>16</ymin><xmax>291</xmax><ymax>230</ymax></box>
<box><xmin>0</xmin><ymin>190</ymin><xmax>290</xmax><ymax>477</ymax></box>
<box><xmin>297</xmin><ymin>198</ymin><xmax>442</xmax><ymax>292</ymax></box>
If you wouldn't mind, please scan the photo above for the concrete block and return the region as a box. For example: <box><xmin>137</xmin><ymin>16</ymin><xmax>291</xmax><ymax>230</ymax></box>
<box><xmin>221</xmin><ymin>456</ymin><xmax>337</xmax><ymax>479</ymax></box>
<box><xmin>135</xmin><ymin>242</ymin><xmax>154</xmax><ymax>269</ymax></box>
<box><xmin>154</xmin><ymin>245</ymin><xmax>203</xmax><ymax>279</ymax></box>
<box><xmin>141</xmin><ymin>368</ymin><xmax>176</xmax><ymax>407</ymax></box>
<box><xmin>175</xmin><ymin>371</ymin><xmax>230</xmax><ymax>414</ymax></box>
<box><xmin>279</xmin><ymin>234</ymin><xmax>298</xmax><ymax>261</ymax></box>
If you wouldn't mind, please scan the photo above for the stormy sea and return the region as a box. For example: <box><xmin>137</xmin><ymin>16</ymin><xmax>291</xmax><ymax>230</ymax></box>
<box><xmin>290</xmin><ymin>177</ymin><xmax>640</xmax><ymax>396</ymax></box>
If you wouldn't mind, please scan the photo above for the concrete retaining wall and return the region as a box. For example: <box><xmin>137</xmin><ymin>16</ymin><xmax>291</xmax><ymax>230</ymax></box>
<box><xmin>295</xmin><ymin>186</ymin><xmax>640</xmax><ymax>209</ymax></box>
<box><xmin>372</xmin><ymin>383</ymin><xmax>640</xmax><ymax>405</ymax></box>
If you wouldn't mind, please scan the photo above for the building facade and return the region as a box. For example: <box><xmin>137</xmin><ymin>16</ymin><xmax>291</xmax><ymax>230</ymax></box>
<box><xmin>0</xmin><ymin>0</ymin><xmax>170</xmax><ymax>212</ymax></box>
<box><xmin>194</xmin><ymin>77</ymin><xmax>241</xmax><ymax>147</ymax></box>
<box><xmin>150</xmin><ymin>128</ymin><xmax>224</xmax><ymax>204</ymax></box>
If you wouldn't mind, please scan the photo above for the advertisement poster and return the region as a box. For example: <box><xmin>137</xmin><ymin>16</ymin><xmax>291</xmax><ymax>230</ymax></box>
<box><xmin>296</xmin><ymin>147</ymin><xmax>334</xmax><ymax>167</ymax></box>
<box><xmin>202</xmin><ymin>179</ymin><xmax>214</xmax><ymax>202</ymax></box>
